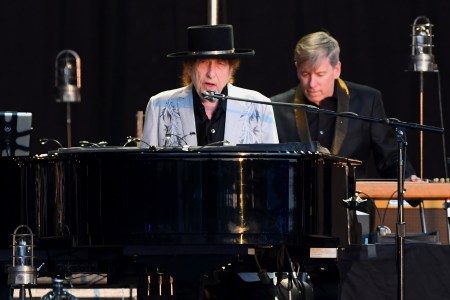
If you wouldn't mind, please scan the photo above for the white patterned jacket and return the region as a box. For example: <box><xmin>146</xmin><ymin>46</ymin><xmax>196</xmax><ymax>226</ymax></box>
<box><xmin>141</xmin><ymin>84</ymin><xmax>279</xmax><ymax>147</ymax></box>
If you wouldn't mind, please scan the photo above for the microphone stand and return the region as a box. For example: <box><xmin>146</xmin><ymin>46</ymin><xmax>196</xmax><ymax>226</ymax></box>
<box><xmin>203</xmin><ymin>91</ymin><xmax>444</xmax><ymax>300</ymax></box>
<box><xmin>395</xmin><ymin>126</ymin><xmax>407</xmax><ymax>300</ymax></box>
<box><xmin>202</xmin><ymin>91</ymin><xmax>443</xmax><ymax>133</ymax></box>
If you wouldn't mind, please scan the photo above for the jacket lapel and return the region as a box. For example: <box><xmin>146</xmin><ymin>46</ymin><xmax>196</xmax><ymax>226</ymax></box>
<box><xmin>293</xmin><ymin>86</ymin><xmax>312</xmax><ymax>142</ymax></box>
<box><xmin>293</xmin><ymin>79</ymin><xmax>350</xmax><ymax>155</ymax></box>
<box><xmin>331</xmin><ymin>78</ymin><xmax>350</xmax><ymax>155</ymax></box>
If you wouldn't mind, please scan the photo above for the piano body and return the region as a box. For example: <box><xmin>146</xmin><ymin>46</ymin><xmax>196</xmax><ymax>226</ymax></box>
<box><xmin>0</xmin><ymin>144</ymin><xmax>359</xmax><ymax>247</ymax></box>
<box><xmin>0</xmin><ymin>144</ymin><xmax>360</xmax><ymax>297</ymax></box>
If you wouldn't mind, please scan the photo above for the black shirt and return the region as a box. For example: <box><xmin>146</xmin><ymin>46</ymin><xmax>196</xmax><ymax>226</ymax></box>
<box><xmin>193</xmin><ymin>85</ymin><xmax>227</xmax><ymax>146</ymax></box>
<box><xmin>305</xmin><ymin>96</ymin><xmax>337</xmax><ymax>151</ymax></box>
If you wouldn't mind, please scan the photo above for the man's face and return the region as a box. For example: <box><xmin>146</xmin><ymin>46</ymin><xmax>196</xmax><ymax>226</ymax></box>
<box><xmin>190</xmin><ymin>58</ymin><xmax>232</xmax><ymax>99</ymax></box>
<box><xmin>296</xmin><ymin>55</ymin><xmax>341</xmax><ymax>105</ymax></box>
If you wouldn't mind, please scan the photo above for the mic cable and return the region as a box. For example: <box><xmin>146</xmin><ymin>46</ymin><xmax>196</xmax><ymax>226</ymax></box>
<box><xmin>39</xmin><ymin>138</ymin><xmax>64</xmax><ymax>148</ymax></box>
<box><xmin>163</xmin><ymin>132</ymin><xmax>196</xmax><ymax>147</ymax></box>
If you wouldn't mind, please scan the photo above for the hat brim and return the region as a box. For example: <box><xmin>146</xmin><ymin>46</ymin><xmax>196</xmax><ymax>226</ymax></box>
<box><xmin>166</xmin><ymin>49</ymin><xmax>255</xmax><ymax>60</ymax></box>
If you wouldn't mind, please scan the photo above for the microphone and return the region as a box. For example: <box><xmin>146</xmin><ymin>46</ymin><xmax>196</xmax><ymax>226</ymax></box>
<box><xmin>201</xmin><ymin>90</ymin><xmax>223</xmax><ymax>102</ymax></box>
<box><xmin>164</xmin><ymin>132</ymin><xmax>196</xmax><ymax>147</ymax></box>
<box><xmin>55</xmin><ymin>50</ymin><xmax>81</xmax><ymax>103</ymax></box>
<box><xmin>408</xmin><ymin>16</ymin><xmax>438</xmax><ymax>72</ymax></box>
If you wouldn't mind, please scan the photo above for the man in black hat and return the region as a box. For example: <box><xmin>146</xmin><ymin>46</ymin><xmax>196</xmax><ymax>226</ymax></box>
<box><xmin>141</xmin><ymin>24</ymin><xmax>278</xmax><ymax>147</ymax></box>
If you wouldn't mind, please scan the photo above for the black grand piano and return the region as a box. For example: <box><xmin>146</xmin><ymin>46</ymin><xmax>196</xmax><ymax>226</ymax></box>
<box><xmin>1</xmin><ymin>143</ymin><xmax>360</xmax><ymax>247</ymax></box>
<box><xmin>0</xmin><ymin>143</ymin><xmax>361</xmax><ymax>299</ymax></box>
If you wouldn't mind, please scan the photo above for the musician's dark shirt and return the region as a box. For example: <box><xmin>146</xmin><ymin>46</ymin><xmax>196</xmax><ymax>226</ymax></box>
<box><xmin>193</xmin><ymin>85</ymin><xmax>227</xmax><ymax>146</ymax></box>
<box><xmin>305</xmin><ymin>96</ymin><xmax>337</xmax><ymax>151</ymax></box>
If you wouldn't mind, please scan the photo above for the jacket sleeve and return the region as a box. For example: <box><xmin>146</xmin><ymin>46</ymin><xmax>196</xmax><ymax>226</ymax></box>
<box><xmin>141</xmin><ymin>97</ymin><xmax>160</xmax><ymax>147</ymax></box>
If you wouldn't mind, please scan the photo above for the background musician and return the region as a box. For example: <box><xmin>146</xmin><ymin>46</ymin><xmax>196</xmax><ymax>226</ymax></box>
<box><xmin>271</xmin><ymin>29</ymin><xmax>426</xmax><ymax>300</ymax></box>
<box><xmin>271</xmin><ymin>31</ymin><xmax>419</xmax><ymax>181</ymax></box>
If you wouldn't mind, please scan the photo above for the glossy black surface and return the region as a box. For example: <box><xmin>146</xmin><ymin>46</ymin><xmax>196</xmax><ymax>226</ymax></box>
<box><xmin>0</xmin><ymin>146</ymin><xmax>357</xmax><ymax>248</ymax></box>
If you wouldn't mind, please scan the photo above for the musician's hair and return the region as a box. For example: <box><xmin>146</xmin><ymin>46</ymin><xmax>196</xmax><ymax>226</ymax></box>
<box><xmin>294</xmin><ymin>31</ymin><xmax>340</xmax><ymax>68</ymax></box>
<box><xmin>180</xmin><ymin>59</ymin><xmax>241</xmax><ymax>86</ymax></box>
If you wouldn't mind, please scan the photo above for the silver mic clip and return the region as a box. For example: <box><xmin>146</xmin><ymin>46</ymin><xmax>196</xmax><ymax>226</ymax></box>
<box><xmin>342</xmin><ymin>195</ymin><xmax>366</xmax><ymax>209</ymax></box>
<box><xmin>201</xmin><ymin>90</ymin><xmax>225</xmax><ymax>102</ymax></box>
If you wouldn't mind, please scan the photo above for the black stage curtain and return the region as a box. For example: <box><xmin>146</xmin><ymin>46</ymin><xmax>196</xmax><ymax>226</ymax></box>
<box><xmin>0</xmin><ymin>0</ymin><xmax>449</xmax><ymax>178</ymax></box>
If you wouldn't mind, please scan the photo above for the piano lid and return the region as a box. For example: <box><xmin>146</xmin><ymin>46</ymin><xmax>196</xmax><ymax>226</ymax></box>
<box><xmin>50</xmin><ymin>141</ymin><xmax>327</xmax><ymax>154</ymax></box>
<box><xmin>46</xmin><ymin>142</ymin><xmax>361</xmax><ymax>165</ymax></box>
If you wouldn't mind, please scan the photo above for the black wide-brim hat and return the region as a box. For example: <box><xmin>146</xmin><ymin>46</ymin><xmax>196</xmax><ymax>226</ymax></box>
<box><xmin>166</xmin><ymin>24</ymin><xmax>255</xmax><ymax>60</ymax></box>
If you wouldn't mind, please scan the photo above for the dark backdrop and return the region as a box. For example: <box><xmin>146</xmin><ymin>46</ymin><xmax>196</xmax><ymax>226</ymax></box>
<box><xmin>1</xmin><ymin>0</ymin><xmax>449</xmax><ymax>179</ymax></box>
